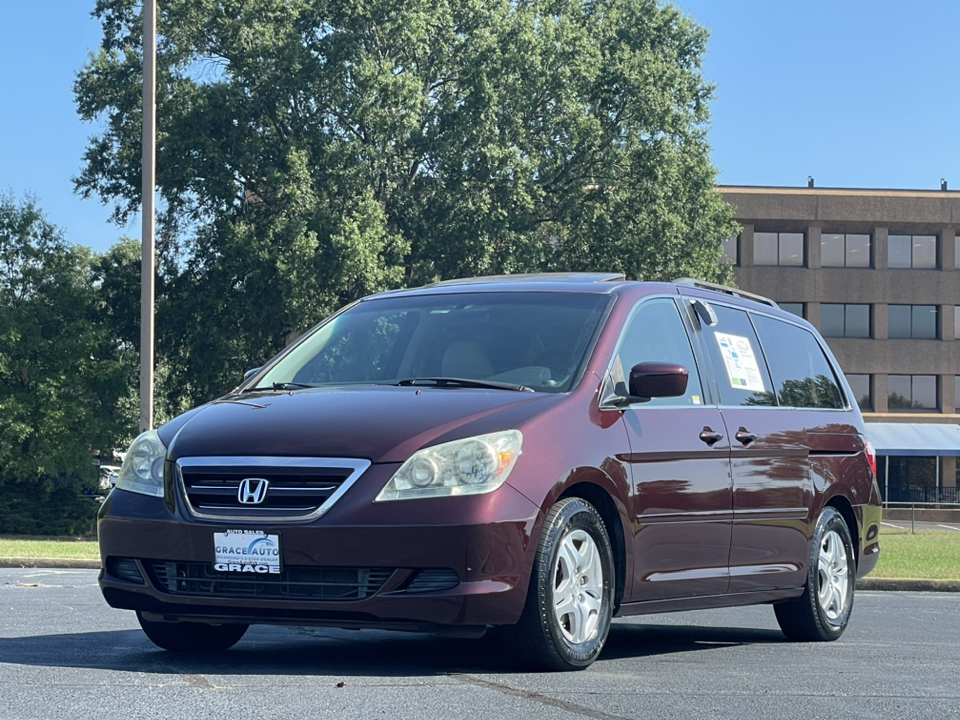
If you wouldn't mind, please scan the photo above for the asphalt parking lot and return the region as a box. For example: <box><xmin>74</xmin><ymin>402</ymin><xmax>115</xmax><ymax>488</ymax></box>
<box><xmin>1</xmin><ymin>567</ymin><xmax>958</xmax><ymax>720</ymax></box>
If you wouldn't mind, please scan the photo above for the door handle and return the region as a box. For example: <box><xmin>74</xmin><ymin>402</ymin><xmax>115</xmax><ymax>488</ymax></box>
<box><xmin>699</xmin><ymin>427</ymin><xmax>724</xmax><ymax>446</ymax></box>
<box><xmin>735</xmin><ymin>427</ymin><xmax>758</xmax><ymax>446</ymax></box>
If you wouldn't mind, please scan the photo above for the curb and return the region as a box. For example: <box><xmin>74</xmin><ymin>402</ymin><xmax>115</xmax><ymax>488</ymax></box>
<box><xmin>0</xmin><ymin>558</ymin><xmax>101</xmax><ymax>570</ymax></box>
<box><xmin>858</xmin><ymin>577</ymin><xmax>960</xmax><ymax>592</ymax></box>
<box><xmin>1</xmin><ymin>559</ymin><xmax>959</xmax><ymax>591</ymax></box>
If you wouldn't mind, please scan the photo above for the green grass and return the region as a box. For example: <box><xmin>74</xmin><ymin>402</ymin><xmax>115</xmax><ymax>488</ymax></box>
<box><xmin>0</xmin><ymin>530</ymin><xmax>958</xmax><ymax>581</ymax></box>
<box><xmin>873</xmin><ymin>528</ymin><xmax>960</xmax><ymax>580</ymax></box>
<box><xmin>0</xmin><ymin>536</ymin><xmax>99</xmax><ymax>560</ymax></box>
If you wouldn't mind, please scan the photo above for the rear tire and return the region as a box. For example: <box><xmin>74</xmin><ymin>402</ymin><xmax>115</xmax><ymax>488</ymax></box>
<box><xmin>502</xmin><ymin>497</ymin><xmax>615</xmax><ymax>671</ymax></box>
<box><xmin>775</xmin><ymin>506</ymin><xmax>855</xmax><ymax>642</ymax></box>
<box><xmin>137</xmin><ymin>612</ymin><xmax>248</xmax><ymax>652</ymax></box>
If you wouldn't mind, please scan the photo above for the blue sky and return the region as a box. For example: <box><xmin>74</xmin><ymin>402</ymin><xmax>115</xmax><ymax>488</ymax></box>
<box><xmin>0</xmin><ymin>3</ymin><xmax>117</xmax><ymax>252</ymax></box>
<box><xmin>2</xmin><ymin>1</ymin><xmax>959</xmax><ymax>254</ymax></box>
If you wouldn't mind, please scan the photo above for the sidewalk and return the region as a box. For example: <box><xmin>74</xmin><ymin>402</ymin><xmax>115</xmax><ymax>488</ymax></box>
<box><xmin>1</xmin><ymin>557</ymin><xmax>958</xmax><ymax>591</ymax></box>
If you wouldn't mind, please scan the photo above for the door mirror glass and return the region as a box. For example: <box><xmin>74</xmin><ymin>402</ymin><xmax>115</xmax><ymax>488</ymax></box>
<box><xmin>629</xmin><ymin>362</ymin><xmax>689</xmax><ymax>399</ymax></box>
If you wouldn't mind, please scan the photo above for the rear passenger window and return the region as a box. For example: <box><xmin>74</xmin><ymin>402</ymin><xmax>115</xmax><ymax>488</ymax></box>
<box><xmin>614</xmin><ymin>298</ymin><xmax>704</xmax><ymax>406</ymax></box>
<box><xmin>751</xmin><ymin>315</ymin><xmax>844</xmax><ymax>409</ymax></box>
<box><xmin>698</xmin><ymin>304</ymin><xmax>776</xmax><ymax>407</ymax></box>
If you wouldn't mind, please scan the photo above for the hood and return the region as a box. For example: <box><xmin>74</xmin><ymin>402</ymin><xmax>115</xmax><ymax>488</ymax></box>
<box><xmin>163</xmin><ymin>386</ymin><xmax>558</xmax><ymax>464</ymax></box>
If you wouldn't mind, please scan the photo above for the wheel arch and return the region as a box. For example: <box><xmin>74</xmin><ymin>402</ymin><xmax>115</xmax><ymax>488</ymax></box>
<box><xmin>558</xmin><ymin>481</ymin><xmax>628</xmax><ymax>610</ymax></box>
<box><xmin>825</xmin><ymin>494</ymin><xmax>860</xmax><ymax>567</ymax></box>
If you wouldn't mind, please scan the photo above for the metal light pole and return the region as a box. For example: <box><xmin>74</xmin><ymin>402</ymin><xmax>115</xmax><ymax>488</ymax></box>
<box><xmin>140</xmin><ymin>0</ymin><xmax>156</xmax><ymax>432</ymax></box>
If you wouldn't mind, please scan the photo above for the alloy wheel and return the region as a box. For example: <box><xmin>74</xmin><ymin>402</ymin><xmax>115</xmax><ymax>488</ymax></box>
<box><xmin>552</xmin><ymin>528</ymin><xmax>604</xmax><ymax>644</ymax></box>
<box><xmin>817</xmin><ymin>529</ymin><xmax>849</xmax><ymax>621</ymax></box>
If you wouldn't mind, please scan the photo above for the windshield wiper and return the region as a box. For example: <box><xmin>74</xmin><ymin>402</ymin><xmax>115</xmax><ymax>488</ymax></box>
<box><xmin>396</xmin><ymin>377</ymin><xmax>534</xmax><ymax>392</ymax></box>
<box><xmin>272</xmin><ymin>382</ymin><xmax>320</xmax><ymax>391</ymax></box>
<box><xmin>241</xmin><ymin>382</ymin><xmax>319</xmax><ymax>393</ymax></box>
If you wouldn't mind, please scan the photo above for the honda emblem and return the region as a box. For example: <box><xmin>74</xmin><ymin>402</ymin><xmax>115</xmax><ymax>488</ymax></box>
<box><xmin>238</xmin><ymin>478</ymin><xmax>269</xmax><ymax>505</ymax></box>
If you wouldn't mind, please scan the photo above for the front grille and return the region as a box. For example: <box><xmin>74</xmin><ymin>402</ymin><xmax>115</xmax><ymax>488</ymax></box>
<box><xmin>182</xmin><ymin>468</ymin><xmax>348</xmax><ymax>511</ymax></box>
<box><xmin>148</xmin><ymin>561</ymin><xmax>393</xmax><ymax>601</ymax></box>
<box><xmin>176</xmin><ymin>456</ymin><xmax>370</xmax><ymax>521</ymax></box>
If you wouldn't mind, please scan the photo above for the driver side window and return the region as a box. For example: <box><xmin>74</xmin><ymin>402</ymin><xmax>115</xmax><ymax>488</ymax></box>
<box><xmin>613</xmin><ymin>298</ymin><xmax>705</xmax><ymax>406</ymax></box>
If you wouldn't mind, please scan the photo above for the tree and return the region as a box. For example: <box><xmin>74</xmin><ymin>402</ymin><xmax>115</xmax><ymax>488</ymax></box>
<box><xmin>0</xmin><ymin>195</ymin><xmax>135</xmax><ymax>534</ymax></box>
<box><xmin>75</xmin><ymin>0</ymin><xmax>736</xmax><ymax>409</ymax></box>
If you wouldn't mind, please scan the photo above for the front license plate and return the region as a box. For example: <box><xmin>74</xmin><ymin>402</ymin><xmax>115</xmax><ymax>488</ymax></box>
<box><xmin>213</xmin><ymin>529</ymin><xmax>282</xmax><ymax>574</ymax></box>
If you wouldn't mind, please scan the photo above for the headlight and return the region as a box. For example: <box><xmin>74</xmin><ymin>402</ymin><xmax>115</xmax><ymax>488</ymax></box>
<box><xmin>115</xmin><ymin>430</ymin><xmax>167</xmax><ymax>498</ymax></box>
<box><xmin>375</xmin><ymin>430</ymin><xmax>522</xmax><ymax>501</ymax></box>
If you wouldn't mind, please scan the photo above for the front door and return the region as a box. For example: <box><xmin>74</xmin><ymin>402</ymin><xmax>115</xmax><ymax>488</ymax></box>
<box><xmin>610</xmin><ymin>297</ymin><xmax>733</xmax><ymax>602</ymax></box>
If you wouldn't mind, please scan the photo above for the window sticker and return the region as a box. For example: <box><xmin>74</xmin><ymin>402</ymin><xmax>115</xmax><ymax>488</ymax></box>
<box><xmin>714</xmin><ymin>333</ymin><xmax>766</xmax><ymax>392</ymax></box>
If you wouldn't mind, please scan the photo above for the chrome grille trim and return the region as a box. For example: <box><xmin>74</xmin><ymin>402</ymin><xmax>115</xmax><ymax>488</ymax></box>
<box><xmin>176</xmin><ymin>456</ymin><xmax>370</xmax><ymax>523</ymax></box>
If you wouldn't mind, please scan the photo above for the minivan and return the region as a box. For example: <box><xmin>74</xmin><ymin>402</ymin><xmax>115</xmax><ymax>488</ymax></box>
<box><xmin>98</xmin><ymin>274</ymin><xmax>882</xmax><ymax>670</ymax></box>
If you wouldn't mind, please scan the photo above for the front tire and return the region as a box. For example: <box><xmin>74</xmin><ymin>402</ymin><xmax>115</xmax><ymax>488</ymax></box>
<box><xmin>137</xmin><ymin>612</ymin><xmax>248</xmax><ymax>652</ymax></box>
<box><xmin>775</xmin><ymin>506</ymin><xmax>855</xmax><ymax>641</ymax></box>
<box><xmin>502</xmin><ymin>497</ymin><xmax>615</xmax><ymax>671</ymax></box>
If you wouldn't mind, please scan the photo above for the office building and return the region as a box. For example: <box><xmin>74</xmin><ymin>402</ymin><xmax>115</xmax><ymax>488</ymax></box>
<box><xmin>720</xmin><ymin>185</ymin><xmax>960</xmax><ymax>503</ymax></box>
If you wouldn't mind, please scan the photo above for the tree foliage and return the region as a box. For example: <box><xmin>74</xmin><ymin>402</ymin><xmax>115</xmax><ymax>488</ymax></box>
<box><xmin>0</xmin><ymin>195</ymin><xmax>136</xmax><ymax>534</ymax></box>
<box><xmin>76</xmin><ymin>0</ymin><xmax>736</xmax><ymax>409</ymax></box>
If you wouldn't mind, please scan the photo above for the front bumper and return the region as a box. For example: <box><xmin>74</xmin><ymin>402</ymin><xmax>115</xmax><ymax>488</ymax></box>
<box><xmin>98</xmin><ymin>465</ymin><xmax>542</xmax><ymax>630</ymax></box>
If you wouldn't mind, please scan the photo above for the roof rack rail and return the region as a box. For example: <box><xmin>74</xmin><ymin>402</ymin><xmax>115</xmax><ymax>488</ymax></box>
<box><xmin>672</xmin><ymin>277</ymin><xmax>778</xmax><ymax>308</ymax></box>
<box><xmin>426</xmin><ymin>272</ymin><xmax>626</xmax><ymax>287</ymax></box>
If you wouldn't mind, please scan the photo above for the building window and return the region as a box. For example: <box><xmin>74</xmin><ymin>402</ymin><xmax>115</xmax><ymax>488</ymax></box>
<box><xmin>955</xmin><ymin>375</ymin><xmax>960</xmax><ymax>413</ymax></box>
<box><xmin>778</xmin><ymin>303</ymin><xmax>803</xmax><ymax>318</ymax></box>
<box><xmin>723</xmin><ymin>234</ymin><xmax>738</xmax><ymax>264</ymax></box>
<box><xmin>822</xmin><ymin>233</ymin><xmax>870</xmax><ymax>268</ymax></box>
<box><xmin>846</xmin><ymin>374</ymin><xmax>871</xmax><ymax>411</ymax></box>
<box><xmin>879</xmin><ymin>456</ymin><xmax>941</xmax><ymax>503</ymax></box>
<box><xmin>956</xmin><ymin>236</ymin><xmax>960</xmax><ymax>270</ymax></box>
<box><xmin>754</xmin><ymin>232</ymin><xmax>804</xmax><ymax>266</ymax></box>
<box><xmin>820</xmin><ymin>304</ymin><xmax>870</xmax><ymax>338</ymax></box>
<box><xmin>888</xmin><ymin>234</ymin><xmax>936</xmax><ymax>269</ymax></box>
<box><xmin>888</xmin><ymin>305</ymin><xmax>938</xmax><ymax>339</ymax></box>
<box><xmin>955</xmin><ymin>306</ymin><xmax>960</xmax><ymax>339</ymax></box>
<box><xmin>887</xmin><ymin>374</ymin><xmax>938</xmax><ymax>412</ymax></box>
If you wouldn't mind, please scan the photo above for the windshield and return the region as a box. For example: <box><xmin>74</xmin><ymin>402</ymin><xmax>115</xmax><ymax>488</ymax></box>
<box><xmin>255</xmin><ymin>292</ymin><xmax>611</xmax><ymax>393</ymax></box>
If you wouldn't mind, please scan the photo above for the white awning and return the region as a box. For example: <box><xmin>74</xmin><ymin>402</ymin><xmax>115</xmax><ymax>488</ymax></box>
<box><xmin>864</xmin><ymin>423</ymin><xmax>960</xmax><ymax>457</ymax></box>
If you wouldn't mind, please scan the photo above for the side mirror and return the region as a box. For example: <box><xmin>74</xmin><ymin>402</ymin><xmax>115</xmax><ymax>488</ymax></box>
<box><xmin>243</xmin><ymin>367</ymin><xmax>262</xmax><ymax>381</ymax></box>
<box><xmin>628</xmin><ymin>362</ymin><xmax>689</xmax><ymax>400</ymax></box>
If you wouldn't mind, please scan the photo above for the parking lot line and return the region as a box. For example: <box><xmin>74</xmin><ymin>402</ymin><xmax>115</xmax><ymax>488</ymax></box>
<box><xmin>882</xmin><ymin>522</ymin><xmax>905</xmax><ymax>529</ymax></box>
<box><xmin>937</xmin><ymin>524</ymin><xmax>960</xmax><ymax>532</ymax></box>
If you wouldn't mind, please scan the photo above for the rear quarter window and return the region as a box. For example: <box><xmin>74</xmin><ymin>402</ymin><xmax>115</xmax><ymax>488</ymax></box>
<box><xmin>751</xmin><ymin>315</ymin><xmax>845</xmax><ymax>410</ymax></box>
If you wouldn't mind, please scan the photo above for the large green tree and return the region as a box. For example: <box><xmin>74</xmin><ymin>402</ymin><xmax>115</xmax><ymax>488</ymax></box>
<box><xmin>76</xmin><ymin>0</ymin><xmax>736</xmax><ymax>410</ymax></box>
<box><xmin>0</xmin><ymin>195</ymin><xmax>136</xmax><ymax>534</ymax></box>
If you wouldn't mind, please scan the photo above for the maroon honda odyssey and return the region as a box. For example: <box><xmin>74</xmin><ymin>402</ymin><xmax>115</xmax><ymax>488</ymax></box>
<box><xmin>98</xmin><ymin>274</ymin><xmax>882</xmax><ymax>670</ymax></box>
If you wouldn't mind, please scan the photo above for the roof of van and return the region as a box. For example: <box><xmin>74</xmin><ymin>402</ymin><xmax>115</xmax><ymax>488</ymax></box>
<box><xmin>369</xmin><ymin>273</ymin><xmax>779</xmax><ymax>307</ymax></box>
<box><xmin>370</xmin><ymin>272</ymin><xmax>636</xmax><ymax>298</ymax></box>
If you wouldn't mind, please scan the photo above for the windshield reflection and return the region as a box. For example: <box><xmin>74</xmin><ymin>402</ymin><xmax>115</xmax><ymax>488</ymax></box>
<box><xmin>257</xmin><ymin>292</ymin><xmax>611</xmax><ymax>393</ymax></box>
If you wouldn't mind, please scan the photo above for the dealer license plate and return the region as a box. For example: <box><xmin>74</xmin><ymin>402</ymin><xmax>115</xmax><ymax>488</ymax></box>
<box><xmin>213</xmin><ymin>529</ymin><xmax>282</xmax><ymax>574</ymax></box>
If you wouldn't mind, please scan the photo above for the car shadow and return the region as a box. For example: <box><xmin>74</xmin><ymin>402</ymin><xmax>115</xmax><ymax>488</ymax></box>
<box><xmin>0</xmin><ymin>620</ymin><xmax>787</xmax><ymax>677</ymax></box>
<box><xmin>600</xmin><ymin>622</ymin><xmax>786</xmax><ymax>660</ymax></box>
